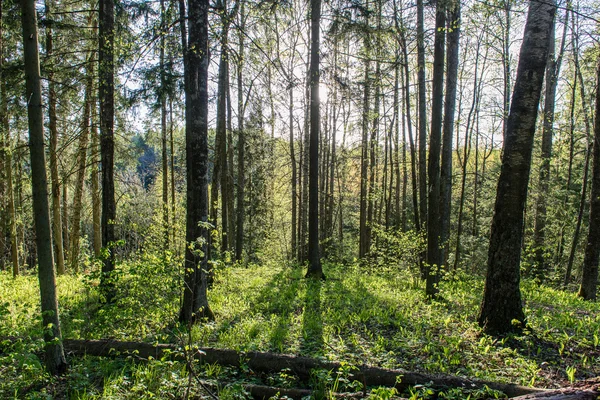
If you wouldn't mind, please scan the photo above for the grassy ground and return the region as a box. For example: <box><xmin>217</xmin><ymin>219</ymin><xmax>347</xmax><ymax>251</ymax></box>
<box><xmin>1</xmin><ymin>260</ymin><xmax>599</xmax><ymax>399</ymax></box>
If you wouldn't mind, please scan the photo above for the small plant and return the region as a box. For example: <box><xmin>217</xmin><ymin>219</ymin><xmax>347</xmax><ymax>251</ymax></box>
<box><xmin>566</xmin><ymin>366</ymin><xmax>577</xmax><ymax>384</ymax></box>
<box><xmin>368</xmin><ymin>386</ymin><xmax>398</xmax><ymax>400</ymax></box>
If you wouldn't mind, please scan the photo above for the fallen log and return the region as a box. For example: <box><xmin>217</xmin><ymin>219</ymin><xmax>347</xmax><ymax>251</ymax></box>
<box><xmin>63</xmin><ymin>338</ymin><xmax>544</xmax><ymax>398</ymax></box>
<box><xmin>510</xmin><ymin>380</ymin><xmax>600</xmax><ymax>400</ymax></box>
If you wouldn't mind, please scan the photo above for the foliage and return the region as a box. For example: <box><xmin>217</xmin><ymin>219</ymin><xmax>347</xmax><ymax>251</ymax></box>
<box><xmin>2</xmin><ymin>260</ymin><xmax>600</xmax><ymax>397</ymax></box>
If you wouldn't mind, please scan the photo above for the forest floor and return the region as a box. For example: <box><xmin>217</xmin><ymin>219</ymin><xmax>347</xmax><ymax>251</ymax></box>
<box><xmin>1</xmin><ymin>259</ymin><xmax>599</xmax><ymax>399</ymax></box>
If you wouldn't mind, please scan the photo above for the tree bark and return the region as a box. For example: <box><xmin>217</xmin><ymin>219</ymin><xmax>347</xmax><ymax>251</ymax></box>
<box><xmin>577</xmin><ymin>57</ymin><xmax>600</xmax><ymax>301</ymax></box>
<box><xmin>359</xmin><ymin>0</ymin><xmax>370</xmax><ymax>259</ymax></box>
<box><xmin>306</xmin><ymin>0</ymin><xmax>323</xmax><ymax>279</ymax></box>
<box><xmin>440</xmin><ymin>4</ymin><xmax>460</xmax><ymax>269</ymax></box>
<box><xmin>0</xmin><ymin>10</ymin><xmax>18</xmax><ymax>276</ymax></box>
<box><xmin>416</xmin><ymin>0</ymin><xmax>427</xmax><ymax>234</ymax></box>
<box><xmin>179</xmin><ymin>0</ymin><xmax>214</xmax><ymax>323</ymax></box>
<box><xmin>532</xmin><ymin>10</ymin><xmax>567</xmax><ymax>281</ymax></box>
<box><xmin>478</xmin><ymin>0</ymin><xmax>556</xmax><ymax>335</ymax></box>
<box><xmin>62</xmin><ymin>338</ymin><xmax>544</xmax><ymax>398</ymax></box>
<box><xmin>236</xmin><ymin>3</ymin><xmax>246</xmax><ymax>262</ymax></box>
<box><xmin>69</xmin><ymin>49</ymin><xmax>95</xmax><ymax>273</ymax></box>
<box><xmin>21</xmin><ymin>0</ymin><xmax>67</xmax><ymax>373</ymax></box>
<box><xmin>45</xmin><ymin>0</ymin><xmax>65</xmax><ymax>276</ymax></box>
<box><xmin>90</xmin><ymin>96</ymin><xmax>101</xmax><ymax>258</ymax></box>
<box><xmin>564</xmin><ymin>32</ymin><xmax>593</xmax><ymax>287</ymax></box>
<box><xmin>426</xmin><ymin>5</ymin><xmax>446</xmax><ymax>297</ymax></box>
<box><xmin>99</xmin><ymin>0</ymin><xmax>116</xmax><ymax>301</ymax></box>
<box><xmin>160</xmin><ymin>0</ymin><xmax>169</xmax><ymax>251</ymax></box>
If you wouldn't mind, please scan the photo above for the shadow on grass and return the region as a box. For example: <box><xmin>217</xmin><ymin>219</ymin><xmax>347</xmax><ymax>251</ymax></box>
<box><xmin>253</xmin><ymin>267</ymin><xmax>304</xmax><ymax>352</ymax></box>
<box><xmin>301</xmin><ymin>279</ymin><xmax>324</xmax><ymax>356</ymax></box>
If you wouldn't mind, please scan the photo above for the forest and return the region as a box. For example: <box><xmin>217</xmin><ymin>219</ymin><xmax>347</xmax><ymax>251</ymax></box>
<box><xmin>1</xmin><ymin>0</ymin><xmax>600</xmax><ymax>397</ymax></box>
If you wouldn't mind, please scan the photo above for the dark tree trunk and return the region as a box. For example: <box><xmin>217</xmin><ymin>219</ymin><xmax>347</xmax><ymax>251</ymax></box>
<box><xmin>91</xmin><ymin>95</ymin><xmax>101</xmax><ymax>258</ymax></box>
<box><xmin>0</xmin><ymin>10</ymin><xmax>19</xmax><ymax>276</ymax></box>
<box><xmin>45</xmin><ymin>1</ymin><xmax>65</xmax><ymax>275</ymax></box>
<box><xmin>532</xmin><ymin>10</ymin><xmax>567</xmax><ymax>281</ymax></box>
<box><xmin>359</xmin><ymin>0</ymin><xmax>370</xmax><ymax>259</ymax></box>
<box><xmin>398</xmin><ymin>10</ymin><xmax>419</xmax><ymax>232</ymax></box>
<box><xmin>306</xmin><ymin>0</ymin><xmax>323</xmax><ymax>279</ymax></box>
<box><xmin>565</xmin><ymin>37</ymin><xmax>593</xmax><ymax>287</ymax></box>
<box><xmin>478</xmin><ymin>0</ymin><xmax>556</xmax><ymax>335</ymax></box>
<box><xmin>179</xmin><ymin>0</ymin><xmax>214</xmax><ymax>323</ymax></box>
<box><xmin>160</xmin><ymin>0</ymin><xmax>169</xmax><ymax>250</ymax></box>
<box><xmin>416</xmin><ymin>0</ymin><xmax>427</xmax><ymax>234</ymax></box>
<box><xmin>99</xmin><ymin>0</ymin><xmax>116</xmax><ymax>301</ymax></box>
<box><xmin>578</xmin><ymin>57</ymin><xmax>600</xmax><ymax>301</ymax></box>
<box><xmin>235</xmin><ymin>4</ymin><xmax>246</xmax><ymax>262</ymax></box>
<box><xmin>21</xmin><ymin>0</ymin><xmax>67</xmax><ymax>373</ymax></box>
<box><xmin>426</xmin><ymin>5</ymin><xmax>446</xmax><ymax>297</ymax></box>
<box><xmin>440</xmin><ymin>4</ymin><xmax>460</xmax><ymax>268</ymax></box>
<box><xmin>216</xmin><ymin>16</ymin><xmax>230</xmax><ymax>253</ymax></box>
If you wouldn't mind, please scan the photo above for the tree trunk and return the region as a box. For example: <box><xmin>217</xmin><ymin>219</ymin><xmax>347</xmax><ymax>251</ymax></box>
<box><xmin>532</xmin><ymin>10</ymin><xmax>567</xmax><ymax>281</ymax></box>
<box><xmin>160</xmin><ymin>0</ymin><xmax>169</xmax><ymax>251</ymax></box>
<box><xmin>215</xmin><ymin>9</ymin><xmax>230</xmax><ymax>253</ymax></box>
<box><xmin>478</xmin><ymin>0</ymin><xmax>556</xmax><ymax>335</ymax></box>
<box><xmin>45</xmin><ymin>1</ymin><xmax>65</xmax><ymax>275</ymax></box>
<box><xmin>426</xmin><ymin>5</ymin><xmax>446</xmax><ymax>297</ymax></box>
<box><xmin>236</xmin><ymin>4</ymin><xmax>246</xmax><ymax>262</ymax></box>
<box><xmin>440</xmin><ymin>4</ymin><xmax>460</xmax><ymax>269</ymax></box>
<box><xmin>62</xmin><ymin>338</ymin><xmax>544</xmax><ymax>398</ymax></box>
<box><xmin>577</xmin><ymin>57</ymin><xmax>600</xmax><ymax>301</ymax></box>
<box><xmin>416</xmin><ymin>0</ymin><xmax>427</xmax><ymax>235</ymax></box>
<box><xmin>564</xmin><ymin>35</ymin><xmax>593</xmax><ymax>287</ymax></box>
<box><xmin>0</xmin><ymin>11</ymin><xmax>18</xmax><ymax>276</ymax></box>
<box><xmin>179</xmin><ymin>0</ymin><xmax>214</xmax><ymax>323</ymax></box>
<box><xmin>359</xmin><ymin>1</ymin><xmax>370</xmax><ymax>259</ymax></box>
<box><xmin>90</xmin><ymin>95</ymin><xmax>101</xmax><ymax>258</ymax></box>
<box><xmin>398</xmin><ymin>9</ymin><xmax>419</xmax><ymax>232</ymax></box>
<box><xmin>99</xmin><ymin>0</ymin><xmax>116</xmax><ymax>301</ymax></box>
<box><xmin>21</xmin><ymin>0</ymin><xmax>67</xmax><ymax>373</ymax></box>
<box><xmin>454</xmin><ymin>37</ymin><xmax>484</xmax><ymax>271</ymax></box>
<box><xmin>69</xmin><ymin>49</ymin><xmax>95</xmax><ymax>273</ymax></box>
<box><xmin>306</xmin><ymin>0</ymin><xmax>322</xmax><ymax>279</ymax></box>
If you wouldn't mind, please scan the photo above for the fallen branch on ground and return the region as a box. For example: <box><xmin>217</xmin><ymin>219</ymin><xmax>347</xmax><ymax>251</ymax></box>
<box><xmin>62</xmin><ymin>338</ymin><xmax>544</xmax><ymax>397</ymax></box>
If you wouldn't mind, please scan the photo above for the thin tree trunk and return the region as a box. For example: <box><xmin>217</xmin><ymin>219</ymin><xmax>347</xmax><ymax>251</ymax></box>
<box><xmin>416</xmin><ymin>0</ymin><xmax>427</xmax><ymax>234</ymax></box>
<box><xmin>398</xmin><ymin>8</ymin><xmax>419</xmax><ymax>232</ymax></box>
<box><xmin>440</xmin><ymin>4</ymin><xmax>460</xmax><ymax>268</ymax></box>
<box><xmin>555</xmin><ymin>52</ymin><xmax>578</xmax><ymax>267</ymax></box>
<box><xmin>90</xmin><ymin>96</ymin><xmax>101</xmax><ymax>258</ymax></box>
<box><xmin>501</xmin><ymin>1</ymin><xmax>511</xmax><ymax>143</ymax></box>
<box><xmin>454</xmin><ymin>37</ymin><xmax>484</xmax><ymax>271</ymax></box>
<box><xmin>45</xmin><ymin>1</ymin><xmax>65</xmax><ymax>275</ymax></box>
<box><xmin>62</xmin><ymin>177</ymin><xmax>69</xmax><ymax>259</ymax></box>
<box><xmin>532</xmin><ymin>9</ymin><xmax>567</xmax><ymax>281</ymax></box>
<box><xmin>478</xmin><ymin>0</ymin><xmax>556</xmax><ymax>335</ymax></box>
<box><xmin>69</xmin><ymin>51</ymin><xmax>94</xmax><ymax>273</ymax></box>
<box><xmin>359</xmin><ymin>0</ymin><xmax>370</xmax><ymax>259</ymax></box>
<box><xmin>160</xmin><ymin>0</ymin><xmax>169</xmax><ymax>251</ymax></box>
<box><xmin>0</xmin><ymin>8</ymin><xmax>18</xmax><ymax>276</ymax></box>
<box><xmin>236</xmin><ymin>4</ymin><xmax>246</xmax><ymax>262</ymax></box>
<box><xmin>578</xmin><ymin>56</ymin><xmax>600</xmax><ymax>301</ymax></box>
<box><xmin>564</xmin><ymin>35</ymin><xmax>594</xmax><ymax>286</ymax></box>
<box><xmin>21</xmin><ymin>0</ymin><xmax>67</xmax><ymax>373</ymax></box>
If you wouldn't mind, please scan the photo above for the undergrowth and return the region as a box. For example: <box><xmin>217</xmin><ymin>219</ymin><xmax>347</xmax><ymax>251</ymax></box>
<box><xmin>1</xmin><ymin>260</ymin><xmax>599</xmax><ymax>398</ymax></box>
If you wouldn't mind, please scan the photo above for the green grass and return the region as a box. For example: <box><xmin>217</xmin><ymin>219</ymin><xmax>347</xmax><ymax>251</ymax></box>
<box><xmin>1</xmin><ymin>261</ymin><xmax>599</xmax><ymax>398</ymax></box>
